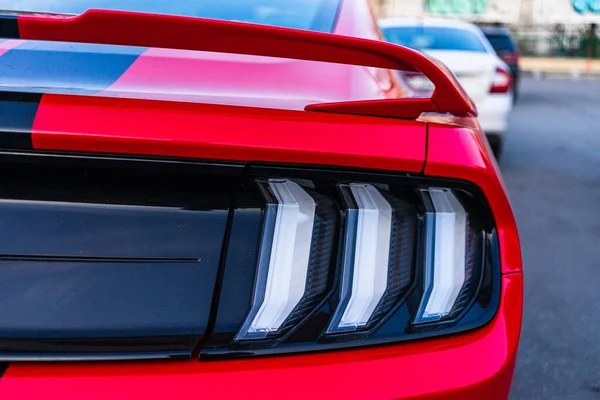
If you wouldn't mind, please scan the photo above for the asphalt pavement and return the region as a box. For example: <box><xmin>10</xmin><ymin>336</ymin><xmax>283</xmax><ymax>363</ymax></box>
<box><xmin>503</xmin><ymin>78</ymin><xmax>600</xmax><ymax>399</ymax></box>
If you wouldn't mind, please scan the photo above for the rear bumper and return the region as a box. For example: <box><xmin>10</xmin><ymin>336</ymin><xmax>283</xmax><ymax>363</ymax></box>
<box><xmin>478</xmin><ymin>93</ymin><xmax>513</xmax><ymax>135</ymax></box>
<box><xmin>0</xmin><ymin>273</ymin><xmax>522</xmax><ymax>400</ymax></box>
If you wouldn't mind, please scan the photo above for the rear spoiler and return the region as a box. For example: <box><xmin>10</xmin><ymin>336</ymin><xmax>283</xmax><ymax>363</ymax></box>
<box><xmin>1</xmin><ymin>9</ymin><xmax>476</xmax><ymax>119</ymax></box>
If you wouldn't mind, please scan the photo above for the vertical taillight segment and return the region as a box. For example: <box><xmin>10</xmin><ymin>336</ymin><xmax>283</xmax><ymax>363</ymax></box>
<box><xmin>414</xmin><ymin>189</ymin><xmax>480</xmax><ymax>324</ymax></box>
<box><xmin>236</xmin><ymin>179</ymin><xmax>337</xmax><ymax>340</ymax></box>
<box><xmin>328</xmin><ymin>184</ymin><xmax>417</xmax><ymax>333</ymax></box>
<box><xmin>328</xmin><ymin>184</ymin><xmax>392</xmax><ymax>333</ymax></box>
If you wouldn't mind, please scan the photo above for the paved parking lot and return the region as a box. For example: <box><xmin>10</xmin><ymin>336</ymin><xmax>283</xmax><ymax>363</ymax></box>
<box><xmin>503</xmin><ymin>78</ymin><xmax>600</xmax><ymax>399</ymax></box>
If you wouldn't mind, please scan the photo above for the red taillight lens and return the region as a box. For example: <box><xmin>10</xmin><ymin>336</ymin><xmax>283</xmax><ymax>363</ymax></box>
<box><xmin>500</xmin><ymin>52</ymin><xmax>519</xmax><ymax>64</ymax></box>
<box><xmin>490</xmin><ymin>68</ymin><xmax>512</xmax><ymax>94</ymax></box>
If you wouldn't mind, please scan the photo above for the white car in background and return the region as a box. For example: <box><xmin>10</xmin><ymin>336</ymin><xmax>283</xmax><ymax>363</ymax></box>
<box><xmin>379</xmin><ymin>18</ymin><xmax>513</xmax><ymax>156</ymax></box>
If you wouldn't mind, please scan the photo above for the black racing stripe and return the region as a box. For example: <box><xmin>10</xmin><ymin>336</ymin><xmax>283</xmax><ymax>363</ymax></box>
<box><xmin>0</xmin><ymin>91</ymin><xmax>42</xmax><ymax>149</ymax></box>
<box><xmin>0</xmin><ymin>362</ymin><xmax>8</xmax><ymax>376</ymax></box>
<box><xmin>0</xmin><ymin>15</ymin><xmax>19</xmax><ymax>39</ymax></box>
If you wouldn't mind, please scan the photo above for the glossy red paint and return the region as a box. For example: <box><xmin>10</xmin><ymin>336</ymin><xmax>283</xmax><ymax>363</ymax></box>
<box><xmin>103</xmin><ymin>48</ymin><xmax>376</xmax><ymax>111</ymax></box>
<box><xmin>0</xmin><ymin>274</ymin><xmax>522</xmax><ymax>400</ymax></box>
<box><xmin>101</xmin><ymin>0</ymin><xmax>395</xmax><ymax>111</ymax></box>
<box><xmin>31</xmin><ymin>94</ymin><xmax>427</xmax><ymax>173</ymax></box>
<box><xmin>425</xmin><ymin>121</ymin><xmax>522</xmax><ymax>274</ymax></box>
<box><xmin>104</xmin><ymin>46</ymin><xmax>422</xmax><ymax>118</ymax></box>
<box><xmin>306</xmin><ymin>97</ymin><xmax>439</xmax><ymax>119</ymax></box>
<box><xmin>16</xmin><ymin>8</ymin><xmax>475</xmax><ymax>118</ymax></box>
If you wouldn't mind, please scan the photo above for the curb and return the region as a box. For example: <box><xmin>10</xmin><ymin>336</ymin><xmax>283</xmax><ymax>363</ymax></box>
<box><xmin>522</xmin><ymin>70</ymin><xmax>600</xmax><ymax>81</ymax></box>
<box><xmin>520</xmin><ymin>57</ymin><xmax>600</xmax><ymax>81</ymax></box>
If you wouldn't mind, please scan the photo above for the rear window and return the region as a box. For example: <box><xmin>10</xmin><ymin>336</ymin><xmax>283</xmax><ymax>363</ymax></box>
<box><xmin>485</xmin><ymin>34</ymin><xmax>517</xmax><ymax>53</ymax></box>
<box><xmin>1</xmin><ymin>0</ymin><xmax>341</xmax><ymax>33</ymax></box>
<box><xmin>382</xmin><ymin>26</ymin><xmax>488</xmax><ymax>53</ymax></box>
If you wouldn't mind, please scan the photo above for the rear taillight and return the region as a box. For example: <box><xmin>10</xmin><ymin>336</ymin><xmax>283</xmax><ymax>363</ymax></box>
<box><xmin>327</xmin><ymin>183</ymin><xmax>415</xmax><ymax>333</ymax></box>
<box><xmin>500</xmin><ymin>52</ymin><xmax>519</xmax><ymax>64</ymax></box>
<box><xmin>236</xmin><ymin>180</ymin><xmax>335</xmax><ymax>340</ymax></box>
<box><xmin>490</xmin><ymin>67</ymin><xmax>512</xmax><ymax>94</ymax></box>
<box><xmin>207</xmin><ymin>171</ymin><xmax>500</xmax><ymax>359</ymax></box>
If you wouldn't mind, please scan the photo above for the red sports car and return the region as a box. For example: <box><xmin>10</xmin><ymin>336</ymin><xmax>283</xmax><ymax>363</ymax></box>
<box><xmin>0</xmin><ymin>0</ymin><xmax>522</xmax><ymax>399</ymax></box>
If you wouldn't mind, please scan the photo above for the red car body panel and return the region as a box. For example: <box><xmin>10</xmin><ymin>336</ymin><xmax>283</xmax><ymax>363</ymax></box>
<box><xmin>31</xmin><ymin>94</ymin><xmax>427</xmax><ymax>173</ymax></box>
<box><xmin>0</xmin><ymin>0</ymin><xmax>522</xmax><ymax>398</ymax></box>
<box><xmin>101</xmin><ymin>48</ymin><xmax>377</xmax><ymax>109</ymax></box>
<box><xmin>0</xmin><ymin>274</ymin><xmax>522</xmax><ymax>400</ymax></box>
<box><xmin>14</xmin><ymin>8</ymin><xmax>476</xmax><ymax>118</ymax></box>
<box><xmin>425</xmin><ymin>123</ymin><xmax>521</xmax><ymax>274</ymax></box>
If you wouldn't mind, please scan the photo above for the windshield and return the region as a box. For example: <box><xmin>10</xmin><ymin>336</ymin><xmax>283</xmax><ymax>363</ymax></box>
<box><xmin>0</xmin><ymin>0</ymin><xmax>341</xmax><ymax>32</ymax></box>
<box><xmin>382</xmin><ymin>26</ymin><xmax>489</xmax><ymax>53</ymax></box>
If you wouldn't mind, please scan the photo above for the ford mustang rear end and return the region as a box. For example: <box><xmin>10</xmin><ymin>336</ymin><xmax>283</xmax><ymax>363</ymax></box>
<box><xmin>0</xmin><ymin>1</ymin><xmax>522</xmax><ymax>399</ymax></box>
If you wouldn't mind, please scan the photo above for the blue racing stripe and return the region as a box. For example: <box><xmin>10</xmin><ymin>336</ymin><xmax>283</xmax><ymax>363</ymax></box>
<box><xmin>0</xmin><ymin>41</ymin><xmax>147</xmax><ymax>94</ymax></box>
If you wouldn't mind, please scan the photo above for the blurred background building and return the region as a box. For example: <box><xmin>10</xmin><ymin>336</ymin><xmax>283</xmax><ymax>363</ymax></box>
<box><xmin>372</xmin><ymin>0</ymin><xmax>600</xmax><ymax>58</ymax></box>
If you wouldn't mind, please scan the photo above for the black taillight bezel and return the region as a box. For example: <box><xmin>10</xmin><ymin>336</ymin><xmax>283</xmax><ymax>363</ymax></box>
<box><xmin>200</xmin><ymin>163</ymin><xmax>501</xmax><ymax>360</ymax></box>
<box><xmin>0</xmin><ymin>151</ymin><xmax>501</xmax><ymax>361</ymax></box>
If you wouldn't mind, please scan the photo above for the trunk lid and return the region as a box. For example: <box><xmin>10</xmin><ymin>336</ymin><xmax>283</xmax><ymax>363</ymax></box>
<box><xmin>0</xmin><ymin>38</ymin><xmax>427</xmax><ymax>173</ymax></box>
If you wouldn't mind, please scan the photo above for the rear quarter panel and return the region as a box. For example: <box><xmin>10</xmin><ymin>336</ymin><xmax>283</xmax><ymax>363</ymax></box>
<box><xmin>425</xmin><ymin>122</ymin><xmax>521</xmax><ymax>274</ymax></box>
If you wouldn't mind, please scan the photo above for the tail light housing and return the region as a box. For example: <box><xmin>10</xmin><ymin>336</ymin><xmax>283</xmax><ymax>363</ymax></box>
<box><xmin>499</xmin><ymin>52</ymin><xmax>519</xmax><ymax>64</ymax></box>
<box><xmin>490</xmin><ymin>67</ymin><xmax>512</xmax><ymax>94</ymax></box>
<box><xmin>236</xmin><ymin>180</ymin><xmax>335</xmax><ymax>340</ymax></box>
<box><xmin>0</xmin><ymin>153</ymin><xmax>500</xmax><ymax>360</ymax></box>
<box><xmin>203</xmin><ymin>166</ymin><xmax>500</xmax><ymax>359</ymax></box>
